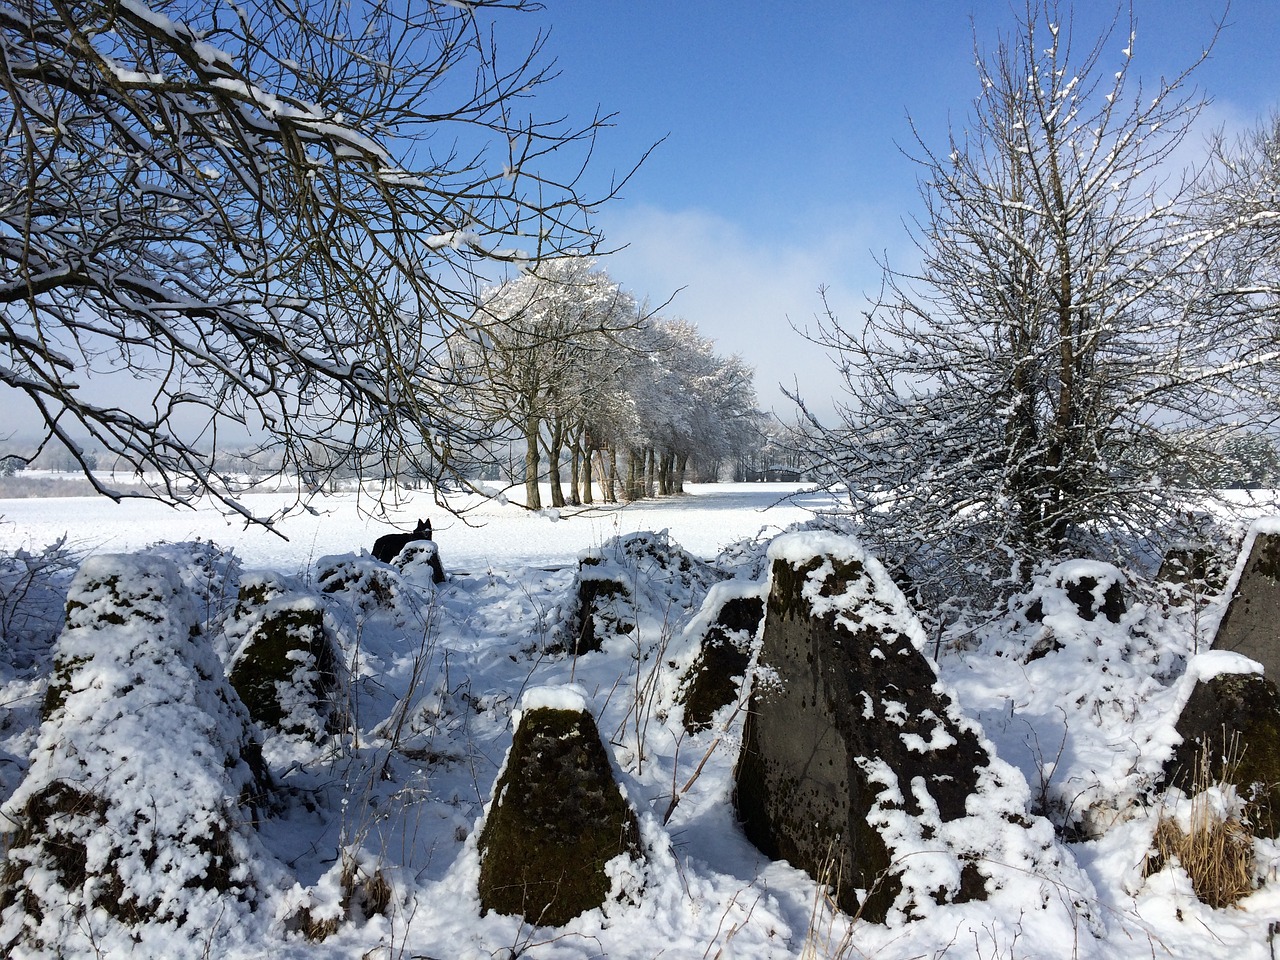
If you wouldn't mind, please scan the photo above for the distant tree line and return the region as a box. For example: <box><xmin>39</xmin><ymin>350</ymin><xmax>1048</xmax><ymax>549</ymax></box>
<box><xmin>448</xmin><ymin>256</ymin><xmax>765</xmax><ymax>509</ymax></box>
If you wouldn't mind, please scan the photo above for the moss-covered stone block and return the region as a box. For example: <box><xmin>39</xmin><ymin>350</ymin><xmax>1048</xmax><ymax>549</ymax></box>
<box><xmin>477</xmin><ymin>706</ymin><xmax>642</xmax><ymax>926</ymax></box>
<box><xmin>0</xmin><ymin>554</ymin><xmax>272</xmax><ymax>952</ymax></box>
<box><xmin>680</xmin><ymin>594</ymin><xmax>763</xmax><ymax>733</ymax></box>
<box><xmin>735</xmin><ymin>535</ymin><xmax>1007</xmax><ymax>924</ymax></box>
<box><xmin>572</xmin><ymin>574</ymin><xmax>632</xmax><ymax>655</ymax></box>
<box><xmin>395</xmin><ymin>540</ymin><xmax>446</xmax><ymax>585</ymax></box>
<box><xmin>228</xmin><ymin>591</ymin><xmax>339</xmax><ymax>737</ymax></box>
<box><xmin>317</xmin><ymin>559</ymin><xmax>399</xmax><ymax>610</ymax></box>
<box><xmin>1164</xmin><ymin>670</ymin><xmax>1280</xmax><ymax>838</ymax></box>
<box><xmin>1026</xmin><ymin>561</ymin><xmax>1127</xmax><ymax>625</ymax></box>
<box><xmin>561</xmin><ymin>532</ymin><xmax>728</xmax><ymax>657</ymax></box>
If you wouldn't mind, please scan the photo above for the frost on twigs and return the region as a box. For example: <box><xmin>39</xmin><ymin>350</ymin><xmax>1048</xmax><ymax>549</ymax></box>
<box><xmin>225</xmin><ymin>571</ymin><xmax>341</xmax><ymax>739</ymax></box>
<box><xmin>477</xmin><ymin>699</ymin><xmax>644</xmax><ymax>927</ymax></box>
<box><xmin>0</xmin><ymin>538</ymin><xmax>77</xmax><ymax>675</ymax></box>
<box><xmin>0</xmin><ymin>555</ymin><xmax>275</xmax><ymax>954</ymax></box>
<box><xmin>735</xmin><ymin>532</ymin><xmax>1098</xmax><ymax>932</ymax></box>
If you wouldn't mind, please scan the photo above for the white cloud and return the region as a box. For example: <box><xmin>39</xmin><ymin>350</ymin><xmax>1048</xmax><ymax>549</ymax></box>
<box><xmin>595</xmin><ymin>204</ymin><xmax>895</xmax><ymax>421</ymax></box>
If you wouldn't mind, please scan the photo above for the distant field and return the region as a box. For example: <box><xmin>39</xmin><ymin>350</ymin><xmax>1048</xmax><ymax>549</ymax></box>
<box><xmin>0</xmin><ymin>481</ymin><xmax>836</xmax><ymax>573</ymax></box>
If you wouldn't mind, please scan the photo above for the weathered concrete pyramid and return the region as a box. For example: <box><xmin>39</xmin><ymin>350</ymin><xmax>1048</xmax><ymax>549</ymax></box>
<box><xmin>1212</xmin><ymin>521</ymin><xmax>1280</xmax><ymax>681</ymax></box>
<box><xmin>679</xmin><ymin>583</ymin><xmax>765</xmax><ymax>733</ymax></box>
<box><xmin>1</xmin><ymin>555</ymin><xmax>272</xmax><ymax>952</ymax></box>
<box><xmin>735</xmin><ymin>532</ymin><xmax>1087</xmax><ymax>926</ymax></box>
<box><xmin>477</xmin><ymin>686</ymin><xmax>643</xmax><ymax>926</ymax></box>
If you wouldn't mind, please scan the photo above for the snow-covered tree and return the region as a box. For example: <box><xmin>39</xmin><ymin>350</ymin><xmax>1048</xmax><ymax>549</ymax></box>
<box><xmin>454</xmin><ymin>257</ymin><xmax>638</xmax><ymax>509</ymax></box>
<box><xmin>1194</xmin><ymin>111</ymin><xmax>1280</xmax><ymax>404</ymax></box>
<box><xmin>0</xmin><ymin>0</ymin><xmax>616</xmax><ymax>525</ymax></box>
<box><xmin>795</xmin><ymin>2</ymin><xmax>1261</xmax><ymax>606</ymax></box>
<box><xmin>628</xmin><ymin>319</ymin><xmax>760</xmax><ymax>493</ymax></box>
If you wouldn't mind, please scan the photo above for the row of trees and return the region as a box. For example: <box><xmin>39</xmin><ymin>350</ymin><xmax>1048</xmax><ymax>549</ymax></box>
<box><xmin>795</xmin><ymin>1</ymin><xmax>1280</xmax><ymax>609</ymax></box>
<box><xmin>0</xmin><ymin>0</ymin><xmax>631</xmax><ymax>525</ymax></box>
<box><xmin>1</xmin><ymin>0</ymin><xmax>761</xmax><ymax>518</ymax></box>
<box><xmin>449</xmin><ymin>257</ymin><xmax>762</xmax><ymax>509</ymax></box>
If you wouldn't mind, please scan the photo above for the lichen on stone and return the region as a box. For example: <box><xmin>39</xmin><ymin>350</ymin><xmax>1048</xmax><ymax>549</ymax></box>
<box><xmin>477</xmin><ymin>706</ymin><xmax>643</xmax><ymax>926</ymax></box>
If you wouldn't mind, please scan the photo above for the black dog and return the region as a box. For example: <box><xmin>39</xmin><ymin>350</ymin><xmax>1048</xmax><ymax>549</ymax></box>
<box><xmin>372</xmin><ymin>519</ymin><xmax>445</xmax><ymax>583</ymax></box>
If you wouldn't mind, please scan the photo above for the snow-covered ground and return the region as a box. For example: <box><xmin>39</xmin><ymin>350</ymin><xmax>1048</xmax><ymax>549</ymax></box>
<box><xmin>0</xmin><ymin>480</ymin><xmax>832</xmax><ymax>572</ymax></box>
<box><xmin>1</xmin><ymin>483</ymin><xmax>1278</xmax><ymax>959</ymax></box>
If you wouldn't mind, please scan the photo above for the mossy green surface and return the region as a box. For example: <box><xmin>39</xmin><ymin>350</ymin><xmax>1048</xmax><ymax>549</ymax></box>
<box><xmin>44</xmin><ymin>571</ymin><xmax>168</xmax><ymax>719</ymax></box>
<box><xmin>573</xmin><ymin>577</ymin><xmax>632</xmax><ymax>654</ymax></box>
<box><xmin>1254</xmin><ymin>534</ymin><xmax>1280</xmax><ymax>581</ymax></box>
<box><xmin>3</xmin><ymin>557</ymin><xmax>265</xmax><ymax>947</ymax></box>
<box><xmin>737</xmin><ymin>552</ymin><xmax>990</xmax><ymax>922</ymax></box>
<box><xmin>1166</xmin><ymin>672</ymin><xmax>1280</xmax><ymax>838</ymax></box>
<box><xmin>228</xmin><ymin>603</ymin><xmax>337</xmax><ymax>733</ymax></box>
<box><xmin>477</xmin><ymin>707</ymin><xmax>641</xmax><ymax>927</ymax></box>
<box><xmin>681</xmin><ymin>596</ymin><xmax>762</xmax><ymax>733</ymax></box>
<box><xmin>767</xmin><ymin>556</ymin><xmax>865</xmax><ymax>621</ymax></box>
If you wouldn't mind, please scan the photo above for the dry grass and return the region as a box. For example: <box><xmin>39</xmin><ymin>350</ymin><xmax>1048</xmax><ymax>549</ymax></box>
<box><xmin>1149</xmin><ymin>736</ymin><xmax>1256</xmax><ymax>909</ymax></box>
<box><xmin>800</xmin><ymin>841</ymin><xmax>856</xmax><ymax>960</ymax></box>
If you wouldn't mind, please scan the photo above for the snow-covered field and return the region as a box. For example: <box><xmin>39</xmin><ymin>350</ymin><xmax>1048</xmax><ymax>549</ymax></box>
<box><xmin>0</xmin><ymin>481</ymin><xmax>832</xmax><ymax>573</ymax></box>
<box><xmin>1</xmin><ymin>483</ymin><xmax>1278</xmax><ymax>959</ymax></box>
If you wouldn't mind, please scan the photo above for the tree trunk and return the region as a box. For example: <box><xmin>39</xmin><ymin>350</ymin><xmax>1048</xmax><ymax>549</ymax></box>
<box><xmin>601</xmin><ymin>448</ymin><xmax>617</xmax><ymax>503</ymax></box>
<box><xmin>675</xmin><ymin>452</ymin><xmax>688</xmax><ymax>494</ymax></box>
<box><xmin>626</xmin><ymin>448</ymin><xmax>644</xmax><ymax>501</ymax></box>
<box><xmin>569</xmin><ymin>428</ymin><xmax>583</xmax><ymax>506</ymax></box>
<box><xmin>524</xmin><ymin>413</ymin><xmax>542</xmax><ymax>510</ymax></box>
<box><xmin>582</xmin><ymin>438</ymin><xmax>594</xmax><ymax>505</ymax></box>
<box><xmin>547</xmin><ymin>420</ymin><xmax>565</xmax><ymax>509</ymax></box>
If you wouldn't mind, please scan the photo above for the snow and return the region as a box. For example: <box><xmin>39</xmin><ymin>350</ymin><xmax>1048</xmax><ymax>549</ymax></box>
<box><xmin>1185</xmin><ymin>650</ymin><xmax>1264</xmax><ymax>683</ymax></box>
<box><xmin>0</xmin><ymin>485</ymin><xmax>1278</xmax><ymax>958</ymax></box>
<box><xmin>517</xmin><ymin>682</ymin><xmax>590</xmax><ymax>716</ymax></box>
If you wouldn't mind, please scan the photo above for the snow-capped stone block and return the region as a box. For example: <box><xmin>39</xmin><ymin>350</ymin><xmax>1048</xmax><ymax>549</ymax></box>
<box><xmin>1157</xmin><ymin>542</ymin><xmax>1229</xmax><ymax>594</ymax></box>
<box><xmin>477</xmin><ymin>701</ymin><xmax>643</xmax><ymax>926</ymax></box>
<box><xmin>568</xmin><ymin>558</ymin><xmax>632</xmax><ymax>654</ymax></box>
<box><xmin>1028</xmin><ymin>559</ymin><xmax>1127</xmax><ymax>625</ymax></box>
<box><xmin>735</xmin><ymin>533</ymin><xmax>1092</xmax><ymax>927</ymax></box>
<box><xmin>678</xmin><ymin>583</ymin><xmax>764</xmax><ymax>733</ymax></box>
<box><xmin>560</xmin><ymin>530</ymin><xmax>726</xmax><ymax>655</ymax></box>
<box><xmin>1212</xmin><ymin>522</ymin><xmax>1280</xmax><ymax>684</ymax></box>
<box><xmin>394</xmin><ymin>538</ymin><xmax>446</xmax><ymax>585</ymax></box>
<box><xmin>226</xmin><ymin>572</ymin><xmax>341</xmax><ymax>738</ymax></box>
<box><xmin>1163</xmin><ymin>655</ymin><xmax>1280</xmax><ymax>838</ymax></box>
<box><xmin>316</xmin><ymin>555</ymin><xmax>403</xmax><ymax>612</ymax></box>
<box><xmin>0</xmin><ymin>555</ymin><xmax>273</xmax><ymax>952</ymax></box>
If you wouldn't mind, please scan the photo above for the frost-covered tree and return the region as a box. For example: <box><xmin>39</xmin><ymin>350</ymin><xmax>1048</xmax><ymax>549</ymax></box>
<box><xmin>1195</xmin><ymin>112</ymin><xmax>1280</xmax><ymax>401</ymax></box>
<box><xmin>0</xmin><ymin>0</ymin><xmax>616</xmax><ymax>524</ymax></box>
<box><xmin>628</xmin><ymin>319</ymin><xmax>760</xmax><ymax>493</ymax></box>
<box><xmin>453</xmin><ymin>256</ymin><xmax>638</xmax><ymax>509</ymax></box>
<box><xmin>795</xmin><ymin>2</ymin><xmax>1261</xmax><ymax>605</ymax></box>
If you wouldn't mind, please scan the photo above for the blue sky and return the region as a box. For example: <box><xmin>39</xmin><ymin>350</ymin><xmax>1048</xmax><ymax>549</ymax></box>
<box><xmin>511</xmin><ymin>1</ymin><xmax>1280</xmax><ymax>420</ymax></box>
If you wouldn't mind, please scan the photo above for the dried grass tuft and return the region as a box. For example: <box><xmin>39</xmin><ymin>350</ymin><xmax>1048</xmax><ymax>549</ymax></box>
<box><xmin>1149</xmin><ymin>735</ymin><xmax>1256</xmax><ymax>909</ymax></box>
<box><xmin>800</xmin><ymin>841</ymin><xmax>856</xmax><ymax>960</ymax></box>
